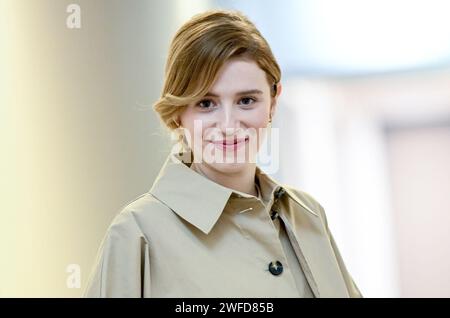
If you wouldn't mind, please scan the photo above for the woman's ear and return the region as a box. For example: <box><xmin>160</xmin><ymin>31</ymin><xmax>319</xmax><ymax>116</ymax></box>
<box><xmin>275</xmin><ymin>82</ymin><xmax>282</xmax><ymax>98</ymax></box>
<box><xmin>270</xmin><ymin>82</ymin><xmax>282</xmax><ymax>119</ymax></box>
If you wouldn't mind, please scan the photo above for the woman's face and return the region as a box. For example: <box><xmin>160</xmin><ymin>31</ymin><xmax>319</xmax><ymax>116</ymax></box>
<box><xmin>178</xmin><ymin>57</ymin><xmax>281</xmax><ymax>174</ymax></box>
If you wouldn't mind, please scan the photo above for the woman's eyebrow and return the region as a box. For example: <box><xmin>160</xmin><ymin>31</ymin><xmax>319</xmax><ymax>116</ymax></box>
<box><xmin>204</xmin><ymin>89</ymin><xmax>263</xmax><ymax>97</ymax></box>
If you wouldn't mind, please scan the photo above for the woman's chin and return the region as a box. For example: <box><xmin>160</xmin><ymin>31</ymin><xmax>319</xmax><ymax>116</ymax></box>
<box><xmin>191</xmin><ymin>145</ymin><xmax>259</xmax><ymax>168</ymax></box>
<box><xmin>207</xmin><ymin>161</ymin><xmax>251</xmax><ymax>174</ymax></box>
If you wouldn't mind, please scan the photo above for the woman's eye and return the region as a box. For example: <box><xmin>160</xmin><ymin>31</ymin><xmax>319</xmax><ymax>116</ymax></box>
<box><xmin>239</xmin><ymin>97</ymin><xmax>256</xmax><ymax>106</ymax></box>
<box><xmin>196</xmin><ymin>99</ymin><xmax>215</xmax><ymax>110</ymax></box>
<box><xmin>196</xmin><ymin>97</ymin><xmax>256</xmax><ymax>110</ymax></box>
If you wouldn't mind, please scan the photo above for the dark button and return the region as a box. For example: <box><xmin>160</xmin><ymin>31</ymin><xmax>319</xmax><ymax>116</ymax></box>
<box><xmin>274</xmin><ymin>187</ymin><xmax>286</xmax><ymax>200</ymax></box>
<box><xmin>270</xmin><ymin>209</ymin><xmax>279</xmax><ymax>220</ymax></box>
<box><xmin>268</xmin><ymin>261</ymin><xmax>283</xmax><ymax>276</ymax></box>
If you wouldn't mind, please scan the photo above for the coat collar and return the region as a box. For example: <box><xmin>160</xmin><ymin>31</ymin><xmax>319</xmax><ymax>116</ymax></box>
<box><xmin>148</xmin><ymin>152</ymin><xmax>318</xmax><ymax>235</ymax></box>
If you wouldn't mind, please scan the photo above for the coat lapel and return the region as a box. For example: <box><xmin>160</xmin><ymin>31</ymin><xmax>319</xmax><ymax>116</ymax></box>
<box><xmin>279</xmin><ymin>190</ymin><xmax>350</xmax><ymax>298</ymax></box>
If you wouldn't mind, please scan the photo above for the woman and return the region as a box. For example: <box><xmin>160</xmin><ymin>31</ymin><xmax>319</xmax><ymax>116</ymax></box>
<box><xmin>83</xmin><ymin>9</ymin><xmax>362</xmax><ymax>298</ymax></box>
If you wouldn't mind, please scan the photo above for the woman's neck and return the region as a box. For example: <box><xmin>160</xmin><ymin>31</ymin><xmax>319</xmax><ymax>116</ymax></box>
<box><xmin>190</xmin><ymin>162</ymin><xmax>258</xmax><ymax>197</ymax></box>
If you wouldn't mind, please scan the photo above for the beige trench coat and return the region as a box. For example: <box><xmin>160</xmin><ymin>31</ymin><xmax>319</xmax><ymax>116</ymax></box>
<box><xmin>83</xmin><ymin>152</ymin><xmax>362</xmax><ymax>298</ymax></box>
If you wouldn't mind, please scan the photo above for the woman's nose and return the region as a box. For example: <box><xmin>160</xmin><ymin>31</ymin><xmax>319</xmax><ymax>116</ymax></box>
<box><xmin>217</xmin><ymin>107</ymin><xmax>241</xmax><ymax>131</ymax></box>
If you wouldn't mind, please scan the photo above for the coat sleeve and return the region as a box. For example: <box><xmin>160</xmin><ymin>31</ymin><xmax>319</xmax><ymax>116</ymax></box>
<box><xmin>318</xmin><ymin>204</ymin><xmax>363</xmax><ymax>298</ymax></box>
<box><xmin>82</xmin><ymin>210</ymin><xmax>151</xmax><ymax>298</ymax></box>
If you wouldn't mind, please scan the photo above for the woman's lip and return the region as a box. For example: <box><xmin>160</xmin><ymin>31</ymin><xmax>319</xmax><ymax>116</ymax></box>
<box><xmin>210</xmin><ymin>137</ymin><xmax>249</xmax><ymax>145</ymax></box>
<box><xmin>206</xmin><ymin>137</ymin><xmax>249</xmax><ymax>151</ymax></box>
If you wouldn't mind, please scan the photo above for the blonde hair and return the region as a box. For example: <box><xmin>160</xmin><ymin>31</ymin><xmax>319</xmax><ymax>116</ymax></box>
<box><xmin>152</xmin><ymin>9</ymin><xmax>281</xmax><ymax>133</ymax></box>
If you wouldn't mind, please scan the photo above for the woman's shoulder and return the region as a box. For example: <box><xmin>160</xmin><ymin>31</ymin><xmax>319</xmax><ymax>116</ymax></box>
<box><xmin>105</xmin><ymin>191</ymin><xmax>178</xmax><ymax>238</ymax></box>
<box><xmin>282</xmin><ymin>185</ymin><xmax>322</xmax><ymax>207</ymax></box>
<box><xmin>282</xmin><ymin>184</ymin><xmax>327</xmax><ymax>220</ymax></box>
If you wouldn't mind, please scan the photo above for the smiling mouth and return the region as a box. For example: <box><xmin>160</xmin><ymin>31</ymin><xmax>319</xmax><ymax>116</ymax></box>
<box><xmin>211</xmin><ymin>136</ymin><xmax>249</xmax><ymax>145</ymax></box>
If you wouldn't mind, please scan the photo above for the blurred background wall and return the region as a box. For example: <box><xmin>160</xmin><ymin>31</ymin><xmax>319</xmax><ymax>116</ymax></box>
<box><xmin>1</xmin><ymin>0</ymin><xmax>449</xmax><ymax>297</ymax></box>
